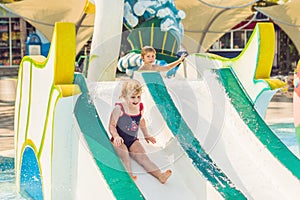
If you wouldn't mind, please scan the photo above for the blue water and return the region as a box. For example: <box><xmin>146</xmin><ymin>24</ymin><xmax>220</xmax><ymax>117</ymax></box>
<box><xmin>0</xmin><ymin>123</ymin><xmax>299</xmax><ymax>200</ymax></box>
<box><xmin>0</xmin><ymin>156</ymin><xmax>30</xmax><ymax>200</ymax></box>
<box><xmin>269</xmin><ymin>122</ymin><xmax>299</xmax><ymax>158</ymax></box>
<box><xmin>0</xmin><ymin>169</ymin><xmax>26</xmax><ymax>200</ymax></box>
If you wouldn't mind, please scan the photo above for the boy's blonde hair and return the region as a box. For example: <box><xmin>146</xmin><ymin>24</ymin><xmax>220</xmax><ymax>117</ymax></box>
<box><xmin>141</xmin><ymin>46</ymin><xmax>156</xmax><ymax>57</ymax></box>
<box><xmin>120</xmin><ymin>79</ymin><xmax>142</xmax><ymax>98</ymax></box>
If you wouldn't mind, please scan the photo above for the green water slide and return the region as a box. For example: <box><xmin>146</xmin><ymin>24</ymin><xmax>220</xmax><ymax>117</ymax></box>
<box><xmin>141</xmin><ymin>72</ymin><xmax>246</xmax><ymax>200</ymax></box>
<box><xmin>74</xmin><ymin>74</ymin><xmax>144</xmax><ymax>200</ymax></box>
<box><xmin>217</xmin><ymin>68</ymin><xmax>300</xmax><ymax>179</ymax></box>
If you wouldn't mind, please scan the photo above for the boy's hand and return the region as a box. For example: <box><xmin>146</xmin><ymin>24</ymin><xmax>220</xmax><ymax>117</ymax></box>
<box><xmin>113</xmin><ymin>136</ymin><xmax>124</xmax><ymax>146</ymax></box>
<box><xmin>179</xmin><ymin>54</ymin><xmax>186</xmax><ymax>62</ymax></box>
<box><xmin>145</xmin><ymin>136</ymin><xmax>156</xmax><ymax>144</ymax></box>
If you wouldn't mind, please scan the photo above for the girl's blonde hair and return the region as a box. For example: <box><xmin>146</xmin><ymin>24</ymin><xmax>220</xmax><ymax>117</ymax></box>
<box><xmin>120</xmin><ymin>79</ymin><xmax>142</xmax><ymax>98</ymax></box>
<box><xmin>141</xmin><ymin>46</ymin><xmax>156</xmax><ymax>57</ymax></box>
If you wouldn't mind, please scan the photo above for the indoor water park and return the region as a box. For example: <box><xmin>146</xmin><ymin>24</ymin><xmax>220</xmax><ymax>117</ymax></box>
<box><xmin>0</xmin><ymin>0</ymin><xmax>300</xmax><ymax>199</ymax></box>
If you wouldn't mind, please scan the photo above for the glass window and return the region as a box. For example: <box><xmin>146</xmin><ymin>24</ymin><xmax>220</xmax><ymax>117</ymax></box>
<box><xmin>220</xmin><ymin>32</ymin><xmax>230</xmax><ymax>49</ymax></box>
<box><xmin>246</xmin><ymin>30</ymin><xmax>253</xmax><ymax>42</ymax></box>
<box><xmin>0</xmin><ymin>18</ymin><xmax>9</xmax><ymax>66</ymax></box>
<box><xmin>209</xmin><ymin>30</ymin><xmax>256</xmax><ymax>51</ymax></box>
<box><xmin>233</xmin><ymin>31</ymin><xmax>245</xmax><ymax>49</ymax></box>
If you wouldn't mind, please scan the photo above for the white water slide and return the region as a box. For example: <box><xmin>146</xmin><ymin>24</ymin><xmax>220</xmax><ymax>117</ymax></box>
<box><xmin>12</xmin><ymin>0</ymin><xmax>300</xmax><ymax>197</ymax></box>
<box><xmin>81</xmin><ymin>67</ymin><xmax>300</xmax><ymax>199</ymax></box>
<box><xmin>15</xmin><ymin>41</ymin><xmax>300</xmax><ymax>199</ymax></box>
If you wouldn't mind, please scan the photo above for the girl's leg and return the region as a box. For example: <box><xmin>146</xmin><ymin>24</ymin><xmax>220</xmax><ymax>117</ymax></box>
<box><xmin>129</xmin><ymin>140</ymin><xmax>172</xmax><ymax>184</ymax></box>
<box><xmin>113</xmin><ymin>143</ymin><xmax>137</xmax><ymax>180</ymax></box>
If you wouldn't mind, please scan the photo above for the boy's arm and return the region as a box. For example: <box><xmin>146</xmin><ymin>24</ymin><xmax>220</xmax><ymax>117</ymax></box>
<box><xmin>154</xmin><ymin>54</ymin><xmax>186</xmax><ymax>72</ymax></box>
<box><xmin>109</xmin><ymin>106</ymin><xmax>123</xmax><ymax>146</ymax></box>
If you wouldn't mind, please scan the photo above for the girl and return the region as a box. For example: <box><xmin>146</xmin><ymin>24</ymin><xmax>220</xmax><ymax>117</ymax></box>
<box><xmin>109</xmin><ymin>79</ymin><xmax>172</xmax><ymax>183</ymax></box>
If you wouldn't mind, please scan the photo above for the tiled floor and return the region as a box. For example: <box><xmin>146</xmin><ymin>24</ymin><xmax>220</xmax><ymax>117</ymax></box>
<box><xmin>265</xmin><ymin>93</ymin><xmax>293</xmax><ymax>123</ymax></box>
<box><xmin>0</xmin><ymin>102</ymin><xmax>14</xmax><ymax>152</ymax></box>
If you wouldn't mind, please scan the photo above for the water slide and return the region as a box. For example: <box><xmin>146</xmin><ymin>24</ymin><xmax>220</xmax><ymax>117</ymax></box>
<box><xmin>75</xmin><ymin>74</ymin><xmax>229</xmax><ymax>200</ymax></box>
<box><xmin>14</xmin><ymin>21</ymin><xmax>300</xmax><ymax>200</ymax></box>
<box><xmin>143</xmin><ymin>69</ymin><xmax>300</xmax><ymax>199</ymax></box>
<box><xmin>79</xmin><ymin>64</ymin><xmax>300</xmax><ymax>200</ymax></box>
<box><xmin>13</xmin><ymin>3</ymin><xmax>300</xmax><ymax>198</ymax></box>
<box><xmin>14</xmin><ymin>22</ymin><xmax>240</xmax><ymax>200</ymax></box>
<box><xmin>133</xmin><ymin>70</ymin><xmax>300</xmax><ymax>199</ymax></box>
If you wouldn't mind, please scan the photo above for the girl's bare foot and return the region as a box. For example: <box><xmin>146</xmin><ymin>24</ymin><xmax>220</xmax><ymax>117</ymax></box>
<box><xmin>158</xmin><ymin>170</ymin><xmax>172</xmax><ymax>184</ymax></box>
<box><xmin>130</xmin><ymin>174</ymin><xmax>137</xmax><ymax>181</ymax></box>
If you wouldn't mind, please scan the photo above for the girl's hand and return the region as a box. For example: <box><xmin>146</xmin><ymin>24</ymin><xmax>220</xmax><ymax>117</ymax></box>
<box><xmin>113</xmin><ymin>136</ymin><xmax>124</xmax><ymax>146</ymax></box>
<box><xmin>145</xmin><ymin>136</ymin><xmax>156</xmax><ymax>144</ymax></box>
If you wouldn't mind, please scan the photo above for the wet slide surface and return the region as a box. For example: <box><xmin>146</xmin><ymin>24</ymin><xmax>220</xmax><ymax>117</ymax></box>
<box><xmin>141</xmin><ymin>72</ymin><xmax>246</xmax><ymax>199</ymax></box>
<box><xmin>91</xmin><ymin>80</ymin><xmax>222</xmax><ymax>200</ymax></box>
<box><xmin>74</xmin><ymin>74</ymin><xmax>144</xmax><ymax>200</ymax></box>
<box><xmin>74</xmin><ymin>74</ymin><xmax>217</xmax><ymax>200</ymax></box>
<box><xmin>217</xmin><ymin>68</ymin><xmax>300</xmax><ymax>178</ymax></box>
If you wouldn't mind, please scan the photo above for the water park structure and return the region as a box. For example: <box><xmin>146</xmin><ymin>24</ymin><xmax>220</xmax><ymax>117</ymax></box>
<box><xmin>7</xmin><ymin>0</ymin><xmax>300</xmax><ymax>199</ymax></box>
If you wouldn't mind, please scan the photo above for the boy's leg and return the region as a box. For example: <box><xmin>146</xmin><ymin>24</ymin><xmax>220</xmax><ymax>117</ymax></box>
<box><xmin>129</xmin><ymin>141</ymin><xmax>172</xmax><ymax>183</ymax></box>
<box><xmin>113</xmin><ymin>143</ymin><xmax>136</xmax><ymax>180</ymax></box>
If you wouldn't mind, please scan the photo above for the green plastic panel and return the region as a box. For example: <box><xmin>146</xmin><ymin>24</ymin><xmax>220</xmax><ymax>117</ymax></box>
<box><xmin>142</xmin><ymin>72</ymin><xmax>246</xmax><ymax>200</ymax></box>
<box><xmin>217</xmin><ymin>68</ymin><xmax>300</xmax><ymax>179</ymax></box>
<box><xmin>74</xmin><ymin>74</ymin><xmax>144</xmax><ymax>200</ymax></box>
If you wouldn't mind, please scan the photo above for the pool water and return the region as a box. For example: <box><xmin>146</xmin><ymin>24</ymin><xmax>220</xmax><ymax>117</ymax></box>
<box><xmin>0</xmin><ymin>123</ymin><xmax>299</xmax><ymax>200</ymax></box>
<box><xmin>0</xmin><ymin>156</ymin><xmax>30</xmax><ymax>200</ymax></box>
<box><xmin>269</xmin><ymin>122</ymin><xmax>299</xmax><ymax>158</ymax></box>
<box><xmin>0</xmin><ymin>169</ymin><xmax>26</xmax><ymax>200</ymax></box>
